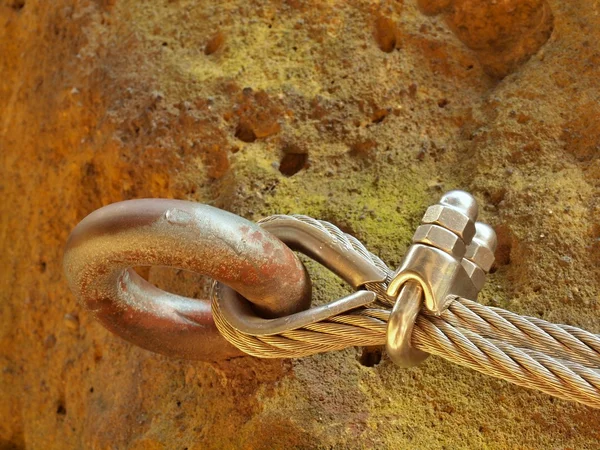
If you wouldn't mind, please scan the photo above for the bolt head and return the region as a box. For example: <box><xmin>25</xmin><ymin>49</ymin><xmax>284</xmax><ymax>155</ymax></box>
<box><xmin>473</xmin><ymin>222</ymin><xmax>498</xmax><ymax>252</ymax></box>
<box><xmin>464</xmin><ymin>222</ymin><xmax>497</xmax><ymax>273</ymax></box>
<box><xmin>440</xmin><ymin>190</ymin><xmax>479</xmax><ymax>222</ymax></box>
<box><xmin>465</xmin><ymin>242</ymin><xmax>495</xmax><ymax>273</ymax></box>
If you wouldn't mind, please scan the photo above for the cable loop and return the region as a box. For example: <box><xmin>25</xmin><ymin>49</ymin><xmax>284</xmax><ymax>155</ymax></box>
<box><xmin>212</xmin><ymin>211</ymin><xmax>600</xmax><ymax>409</ymax></box>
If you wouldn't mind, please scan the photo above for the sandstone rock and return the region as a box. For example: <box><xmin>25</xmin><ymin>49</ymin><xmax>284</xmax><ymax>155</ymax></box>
<box><xmin>1</xmin><ymin>0</ymin><xmax>598</xmax><ymax>448</ymax></box>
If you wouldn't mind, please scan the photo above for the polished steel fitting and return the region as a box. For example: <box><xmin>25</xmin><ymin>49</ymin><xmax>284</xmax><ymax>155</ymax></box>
<box><xmin>386</xmin><ymin>191</ymin><xmax>497</xmax><ymax>368</ymax></box>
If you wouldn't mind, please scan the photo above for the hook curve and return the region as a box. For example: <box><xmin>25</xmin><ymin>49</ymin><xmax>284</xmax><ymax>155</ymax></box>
<box><xmin>63</xmin><ymin>199</ymin><xmax>312</xmax><ymax>360</ymax></box>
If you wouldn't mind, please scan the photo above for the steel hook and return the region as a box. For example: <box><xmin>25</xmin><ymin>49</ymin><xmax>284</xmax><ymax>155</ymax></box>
<box><xmin>63</xmin><ymin>199</ymin><xmax>312</xmax><ymax>360</ymax></box>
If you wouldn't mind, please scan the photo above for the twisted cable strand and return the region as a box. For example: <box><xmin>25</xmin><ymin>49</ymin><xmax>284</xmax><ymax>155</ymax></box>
<box><xmin>412</xmin><ymin>318</ymin><xmax>600</xmax><ymax>408</ymax></box>
<box><xmin>557</xmin><ymin>324</ymin><xmax>600</xmax><ymax>353</ymax></box>
<box><xmin>441</xmin><ymin>300</ymin><xmax>600</xmax><ymax>368</ymax></box>
<box><xmin>211</xmin><ymin>214</ymin><xmax>600</xmax><ymax>408</ymax></box>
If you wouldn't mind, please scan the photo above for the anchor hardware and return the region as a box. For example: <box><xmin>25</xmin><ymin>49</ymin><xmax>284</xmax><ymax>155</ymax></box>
<box><xmin>63</xmin><ymin>192</ymin><xmax>600</xmax><ymax>408</ymax></box>
<box><xmin>386</xmin><ymin>191</ymin><xmax>497</xmax><ymax>367</ymax></box>
<box><xmin>216</xmin><ymin>214</ymin><xmax>387</xmax><ymax>336</ymax></box>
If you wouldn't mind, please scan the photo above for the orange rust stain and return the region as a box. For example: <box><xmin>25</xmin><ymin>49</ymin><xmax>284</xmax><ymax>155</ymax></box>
<box><xmin>417</xmin><ymin>0</ymin><xmax>554</xmax><ymax>78</ymax></box>
<box><xmin>248</xmin><ymin>230</ymin><xmax>264</xmax><ymax>242</ymax></box>
<box><xmin>261</xmin><ymin>241</ymin><xmax>275</xmax><ymax>255</ymax></box>
<box><xmin>229</xmin><ymin>89</ymin><xmax>282</xmax><ymax>142</ymax></box>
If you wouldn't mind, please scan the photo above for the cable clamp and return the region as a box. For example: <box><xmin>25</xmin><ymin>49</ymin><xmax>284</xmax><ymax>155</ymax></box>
<box><xmin>386</xmin><ymin>191</ymin><xmax>497</xmax><ymax>367</ymax></box>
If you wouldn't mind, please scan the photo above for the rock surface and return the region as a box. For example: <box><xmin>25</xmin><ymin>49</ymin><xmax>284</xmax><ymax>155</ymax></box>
<box><xmin>1</xmin><ymin>0</ymin><xmax>599</xmax><ymax>448</ymax></box>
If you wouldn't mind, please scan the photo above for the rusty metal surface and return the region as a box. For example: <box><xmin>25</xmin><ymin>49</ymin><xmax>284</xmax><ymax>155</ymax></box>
<box><xmin>63</xmin><ymin>199</ymin><xmax>312</xmax><ymax>360</ymax></box>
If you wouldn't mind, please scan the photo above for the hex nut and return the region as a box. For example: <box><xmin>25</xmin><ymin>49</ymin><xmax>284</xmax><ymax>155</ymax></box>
<box><xmin>465</xmin><ymin>240</ymin><xmax>495</xmax><ymax>272</ymax></box>
<box><xmin>461</xmin><ymin>258</ymin><xmax>486</xmax><ymax>291</ymax></box>
<box><xmin>422</xmin><ymin>204</ymin><xmax>476</xmax><ymax>244</ymax></box>
<box><xmin>473</xmin><ymin>222</ymin><xmax>498</xmax><ymax>252</ymax></box>
<box><xmin>413</xmin><ymin>224</ymin><xmax>466</xmax><ymax>258</ymax></box>
<box><xmin>465</xmin><ymin>223</ymin><xmax>497</xmax><ymax>272</ymax></box>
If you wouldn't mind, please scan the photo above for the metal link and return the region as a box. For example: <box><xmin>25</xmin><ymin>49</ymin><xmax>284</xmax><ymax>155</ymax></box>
<box><xmin>215</xmin><ymin>214</ymin><xmax>387</xmax><ymax>336</ymax></box>
<box><xmin>63</xmin><ymin>199</ymin><xmax>312</xmax><ymax>360</ymax></box>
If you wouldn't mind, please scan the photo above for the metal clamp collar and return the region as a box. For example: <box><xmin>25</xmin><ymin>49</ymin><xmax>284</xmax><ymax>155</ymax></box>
<box><xmin>386</xmin><ymin>191</ymin><xmax>497</xmax><ymax>368</ymax></box>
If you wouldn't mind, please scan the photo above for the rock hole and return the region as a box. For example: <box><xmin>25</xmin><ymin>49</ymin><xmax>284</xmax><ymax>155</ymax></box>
<box><xmin>374</xmin><ymin>17</ymin><xmax>397</xmax><ymax>53</ymax></box>
<box><xmin>10</xmin><ymin>0</ymin><xmax>25</xmax><ymax>10</ymax></box>
<box><xmin>357</xmin><ymin>346</ymin><xmax>383</xmax><ymax>367</ymax></box>
<box><xmin>492</xmin><ymin>224</ymin><xmax>512</xmax><ymax>269</ymax></box>
<box><xmin>205</xmin><ymin>31</ymin><xmax>225</xmax><ymax>55</ymax></box>
<box><xmin>235</xmin><ymin>120</ymin><xmax>257</xmax><ymax>143</ymax></box>
<box><xmin>437</xmin><ymin>99</ymin><xmax>449</xmax><ymax>108</ymax></box>
<box><xmin>94</xmin><ymin>346</ymin><xmax>103</xmax><ymax>362</ymax></box>
<box><xmin>56</xmin><ymin>403</ymin><xmax>66</xmax><ymax>415</ymax></box>
<box><xmin>371</xmin><ymin>108</ymin><xmax>390</xmax><ymax>124</ymax></box>
<box><xmin>278</xmin><ymin>153</ymin><xmax>308</xmax><ymax>177</ymax></box>
<box><xmin>39</xmin><ymin>261</ymin><xmax>47</xmax><ymax>273</ymax></box>
<box><xmin>486</xmin><ymin>187</ymin><xmax>506</xmax><ymax>206</ymax></box>
<box><xmin>89</xmin><ymin>387</ymin><xmax>94</xmax><ymax>393</ymax></box>
<box><xmin>162</xmin><ymin>42</ymin><xmax>168</xmax><ymax>47</ymax></box>
<box><xmin>408</xmin><ymin>83</ymin><xmax>418</xmax><ymax>97</ymax></box>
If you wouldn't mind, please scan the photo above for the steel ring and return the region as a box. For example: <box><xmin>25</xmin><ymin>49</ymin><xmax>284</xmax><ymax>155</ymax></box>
<box><xmin>63</xmin><ymin>199</ymin><xmax>312</xmax><ymax>360</ymax></box>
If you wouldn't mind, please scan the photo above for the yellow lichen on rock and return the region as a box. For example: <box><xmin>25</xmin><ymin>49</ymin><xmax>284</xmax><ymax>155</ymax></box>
<box><xmin>1</xmin><ymin>0</ymin><xmax>599</xmax><ymax>449</ymax></box>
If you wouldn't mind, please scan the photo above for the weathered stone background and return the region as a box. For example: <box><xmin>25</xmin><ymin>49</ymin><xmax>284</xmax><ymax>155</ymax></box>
<box><xmin>1</xmin><ymin>0</ymin><xmax>599</xmax><ymax>448</ymax></box>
